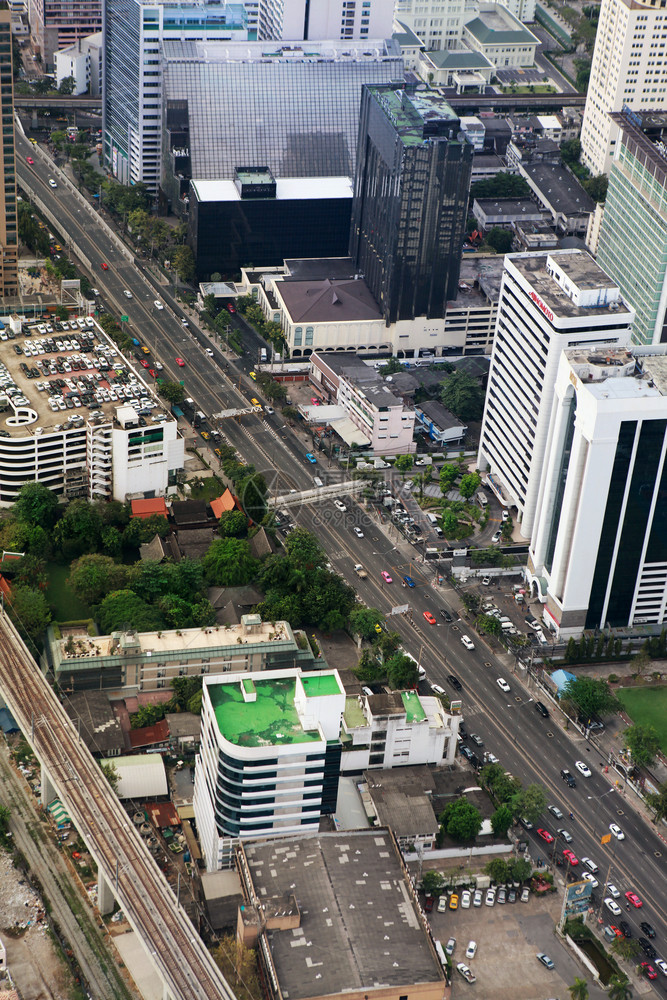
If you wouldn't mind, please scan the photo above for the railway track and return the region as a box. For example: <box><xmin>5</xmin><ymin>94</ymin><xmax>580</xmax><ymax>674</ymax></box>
<box><xmin>0</xmin><ymin>614</ymin><xmax>238</xmax><ymax>1000</ymax></box>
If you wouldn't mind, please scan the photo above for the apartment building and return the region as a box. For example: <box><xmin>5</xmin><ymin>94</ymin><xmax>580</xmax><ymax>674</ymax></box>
<box><xmin>29</xmin><ymin>0</ymin><xmax>100</xmax><ymax>69</ymax></box>
<box><xmin>0</xmin><ymin>5</ymin><xmax>18</xmax><ymax>300</ymax></box>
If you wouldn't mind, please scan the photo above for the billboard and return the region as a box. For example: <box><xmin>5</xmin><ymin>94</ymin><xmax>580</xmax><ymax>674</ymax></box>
<box><xmin>565</xmin><ymin>880</ymin><xmax>593</xmax><ymax>916</ymax></box>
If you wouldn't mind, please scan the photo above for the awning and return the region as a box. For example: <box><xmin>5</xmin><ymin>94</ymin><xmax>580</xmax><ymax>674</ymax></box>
<box><xmin>332</xmin><ymin>416</ymin><xmax>370</xmax><ymax>447</ymax></box>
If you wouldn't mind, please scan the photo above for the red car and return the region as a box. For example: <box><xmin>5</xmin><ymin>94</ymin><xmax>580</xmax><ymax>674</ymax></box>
<box><xmin>101</xmin><ymin>262</ymin><xmax>109</xmax><ymax>270</ymax></box>
<box><xmin>641</xmin><ymin>964</ymin><xmax>657</xmax><ymax>980</ymax></box>
<box><xmin>423</xmin><ymin>611</ymin><xmax>436</xmax><ymax>625</ymax></box>
<box><xmin>140</xmin><ymin>359</ymin><xmax>150</xmax><ymax>368</ymax></box>
<box><xmin>175</xmin><ymin>357</ymin><xmax>185</xmax><ymax>366</ymax></box>
<box><xmin>149</xmin><ymin>369</ymin><xmax>158</xmax><ymax>378</ymax></box>
<box><xmin>537</xmin><ymin>828</ymin><xmax>554</xmax><ymax>844</ymax></box>
<box><xmin>26</xmin><ymin>156</ymin><xmax>34</xmax><ymax>165</ymax></box>
<box><xmin>226</xmin><ymin>302</ymin><xmax>236</xmax><ymax>313</ymax></box>
<box><xmin>563</xmin><ymin>849</ymin><xmax>579</xmax><ymax>866</ymax></box>
<box><xmin>625</xmin><ymin>891</ymin><xmax>643</xmax><ymax>908</ymax></box>
<box><xmin>609</xmin><ymin>926</ymin><xmax>624</xmax><ymax>939</ymax></box>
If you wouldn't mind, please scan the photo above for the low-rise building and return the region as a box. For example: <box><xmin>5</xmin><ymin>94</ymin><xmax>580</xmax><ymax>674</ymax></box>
<box><xmin>54</xmin><ymin>31</ymin><xmax>102</xmax><ymax>96</ymax></box>
<box><xmin>472</xmin><ymin>197</ymin><xmax>544</xmax><ymax>230</ymax></box>
<box><xmin>340</xmin><ymin>688</ymin><xmax>460</xmax><ymax>772</ymax></box>
<box><xmin>416</xmin><ymin>48</ymin><xmax>494</xmax><ymax>90</ymax></box>
<box><xmin>444</xmin><ymin>254</ymin><xmax>505</xmax><ymax>355</ymax></box>
<box><xmin>49</xmin><ymin>615</ymin><xmax>319</xmax><ymax>694</ymax></box>
<box><xmin>361</xmin><ymin>766</ymin><xmax>439</xmax><ymax>850</ymax></box>
<box><xmin>195</xmin><ymin>669</ymin><xmax>345</xmax><ymax>869</ymax></box>
<box><xmin>518</xmin><ymin>161</ymin><xmax>595</xmax><ymax>236</ymax></box>
<box><xmin>415</xmin><ymin>400</ymin><xmax>467</xmax><ymax>445</ymax></box>
<box><xmin>463</xmin><ymin>4</ymin><xmax>539</xmax><ymax>68</ymax></box>
<box><xmin>392</xmin><ymin>19</ymin><xmax>424</xmax><ymax>70</ymax></box>
<box><xmin>309</xmin><ymin>352</ymin><xmax>416</xmax><ymax>455</ymax></box>
<box><xmin>0</xmin><ymin>315</ymin><xmax>183</xmax><ymax>504</ymax></box>
<box><xmin>237</xmin><ymin>829</ymin><xmax>446</xmax><ymax>1000</ymax></box>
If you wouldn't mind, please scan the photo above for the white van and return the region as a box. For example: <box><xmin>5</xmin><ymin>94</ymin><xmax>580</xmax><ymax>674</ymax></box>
<box><xmin>260</xmin><ymin>348</ymin><xmax>267</xmax><ymax>363</ymax></box>
<box><xmin>477</xmin><ymin>492</ymin><xmax>488</xmax><ymax>508</ymax></box>
<box><xmin>426</xmin><ymin>512</ymin><xmax>439</xmax><ymax>525</ymax></box>
<box><xmin>313</xmin><ymin>476</ymin><xmax>323</xmax><ymax>488</ymax></box>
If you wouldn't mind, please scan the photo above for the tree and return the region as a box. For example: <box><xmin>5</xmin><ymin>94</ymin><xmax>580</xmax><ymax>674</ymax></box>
<box><xmin>561</xmin><ymin>139</ymin><xmax>582</xmax><ymax>167</ymax></box>
<box><xmin>158</xmin><ymin>381</ymin><xmax>186</xmax><ymax>405</ymax></box>
<box><xmin>439</xmin><ymin>463</ymin><xmax>459</xmax><ymax>493</ymax></box>
<box><xmin>58</xmin><ymin>75</ymin><xmax>76</xmax><ymax>94</ymax></box>
<box><xmin>13</xmin><ymin>482</ymin><xmax>59</xmax><ymax>528</ymax></box>
<box><xmin>67</xmin><ymin>554</ymin><xmax>127</xmax><ymax>606</ymax></box>
<box><xmin>218</xmin><ymin>510</ymin><xmax>248</xmax><ymax>538</ymax></box>
<box><xmin>508</xmin><ymin>857</ymin><xmax>532</xmax><ymax>883</ymax></box>
<box><xmin>285</xmin><ymin>528</ymin><xmax>327</xmax><ymax>571</ymax></box>
<box><xmin>349</xmin><ymin>606</ymin><xmax>385</xmax><ymax>641</ymax></box>
<box><xmin>647</xmin><ymin>782</ymin><xmax>667</xmax><ymax>824</ymax></box>
<box><xmin>459</xmin><ymin>472</ymin><xmax>481</xmax><ymax>500</ymax></box>
<box><xmin>477</xmin><ymin>613</ymin><xmax>502</xmax><ymax>636</ymax></box>
<box><xmin>53</xmin><ymin>498</ymin><xmax>103</xmax><ymax>557</ymax></box>
<box><xmin>385</xmin><ymin>652</ymin><xmax>419</xmax><ymax>690</ymax></box>
<box><xmin>583</xmin><ymin>174</ymin><xmax>608</xmax><ymax>203</ymax></box>
<box><xmin>568</xmin><ymin>979</ymin><xmax>589</xmax><ymax>1000</ymax></box>
<box><xmin>439</xmin><ymin>797</ymin><xmax>482</xmax><ymax>842</ymax></box>
<box><xmin>0</xmin><ymin>803</ymin><xmax>11</xmax><ymax>844</ymax></box>
<box><xmin>172</xmin><ymin>245</ymin><xmax>195</xmax><ymax>282</ymax></box>
<box><xmin>470</xmin><ymin>174</ymin><xmax>530</xmax><ymax>201</ymax></box>
<box><xmin>97</xmin><ymin>589</ymin><xmax>164</xmax><ymax>633</ymax></box>
<box><xmin>485</xmin><ymin>858</ymin><xmax>509</xmax><ymax>884</ymax></box>
<box><xmin>608</xmin><ymin>976</ymin><xmax>633</xmax><ymax>1000</ymax></box>
<box><xmin>8</xmin><ymin>585</ymin><xmax>51</xmax><ymax>643</ymax></box>
<box><xmin>611</xmin><ymin>937</ymin><xmax>640</xmax><ymax>962</ymax></box>
<box><xmin>491</xmin><ymin>805</ymin><xmax>514</xmax><ymax>836</ymax></box>
<box><xmin>100</xmin><ymin>761</ymin><xmax>119</xmax><ymax>793</ymax></box>
<box><xmin>395</xmin><ymin>454</ymin><xmax>414</xmax><ymax>473</ymax></box>
<box><xmin>442</xmin><ymin>510</ymin><xmax>459</xmax><ymax>535</ymax></box>
<box><xmin>485</xmin><ymin>227</ymin><xmax>513</xmax><ymax>254</ymax></box>
<box><xmin>625</xmin><ymin>724</ymin><xmax>660</xmax><ymax>769</ymax></box>
<box><xmin>201</xmin><ymin>538</ymin><xmax>258</xmax><ymax>587</ymax></box>
<box><xmin>421</xmin><ymin>870</ymin><xmax>444</xmax><ymax>896</ymax></box>
<box><xmin>512</xmin><ymin>783</ymin><xmax>546</xmax><ymax>824</ymax></box>
<box><xmin>563</xmin><ymin>676</ymin><xmax>619</xmax><ymax>721</ymax></box>
<box><xmin>441</xmin><ymin>371</ymin><xmax>485</xmax><ymax>422</ymax></box>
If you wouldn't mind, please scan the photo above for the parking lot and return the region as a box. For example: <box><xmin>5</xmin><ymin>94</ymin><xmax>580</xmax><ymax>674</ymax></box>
<box><xmin>429</xmin><ymin>890</ymin><xmax>606</xmax><ymax>1000</ymax></box>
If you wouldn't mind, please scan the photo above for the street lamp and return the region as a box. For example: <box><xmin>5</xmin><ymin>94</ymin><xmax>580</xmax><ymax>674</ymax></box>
<box><xmin>506</xmin><ymin>698</ymin><xmax>534</xmax><ymax>743</ymax></box>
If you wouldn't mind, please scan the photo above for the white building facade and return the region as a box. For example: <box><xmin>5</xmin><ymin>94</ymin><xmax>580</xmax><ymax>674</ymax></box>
<box><xmin>194</xmin><ymin>669</ymin><xmax>345</xmax><ymax>870</ymax></box>
<box><xmin>54</xmin><ymin>31</ymin><xmax>102</xmax><ymax>96</ymax></box>
<box><xmin>527</xmin><ymin>348</ymin><xmax>667</xmax><ymax>638</ymax></box>
<box><xmin>477</xmin><ymin>250</ymin><xmax>634</xmax><ymax>537</ymax></box>
<box><xmin>259</xmin><ymin>0</ymin><xmax>394</xmax><ymax>40</ymax></box>
<box><xmin>579</xmin><ymin>0</ymin><xmax>667</xmax><ymax>176</ymax></box>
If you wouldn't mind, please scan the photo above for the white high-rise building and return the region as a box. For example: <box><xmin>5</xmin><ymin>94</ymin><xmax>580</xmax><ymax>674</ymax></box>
<box><xmin>527</xmin><ymin>347</ymin><xmax>667</xmax><ymax>638</ymax></box>
<box><xmin>477</xmin><ymin>250</ymin><xmax>634</xmax><ymax>539</ymax></box>
<box><xmin>579</xmin><ymin>0</ymin><xmax>667</xmax><ymax>177</ymax></box>
<box><xmin>259</xmin><ymin>0</ymin><xmax>395</xmax><ymax>40</ymax></box>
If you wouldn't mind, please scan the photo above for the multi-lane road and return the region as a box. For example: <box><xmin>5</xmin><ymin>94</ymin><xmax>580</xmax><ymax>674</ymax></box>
<box><xmin>16</xmin><ymin>134</ymin><xmax>667</xmax><ymax>993</ymax></box>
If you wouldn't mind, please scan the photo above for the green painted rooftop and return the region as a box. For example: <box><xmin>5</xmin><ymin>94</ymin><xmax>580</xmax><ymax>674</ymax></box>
<box><xmin>302</xmin><ymin>674</ymin><xmax>341</xmax><ymax>697</ymax></box>
<box><xmin>210</xmin><ymin>677</ymin><xmax>322</xmax><ymax>747</ymax></box>
<box><xmin>401</xmin><ymin>690</ymin><xmax>426</xmax><ymax>723</ymax></box>
<box><xmin>344</xmin><ymin>696</ymin><xmax>368</xmax><ymax>728</ymax></box>
<box><xmin>370</xmin><ymin>86</ymin><xmax>459</xmax><ymax>147</ymax></box>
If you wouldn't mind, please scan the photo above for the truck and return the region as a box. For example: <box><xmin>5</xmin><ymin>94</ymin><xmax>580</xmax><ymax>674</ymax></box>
<box><xmin>353</xmin><ymin>564</ymin><xmax>367</xmax><ymax>579</ymax></box>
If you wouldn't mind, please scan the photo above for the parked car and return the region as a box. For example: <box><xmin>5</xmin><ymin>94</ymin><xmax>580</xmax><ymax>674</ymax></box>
<box><xmin>465</xmin><ymin>941</ymin><xmax>477</xmax><ymax>960</ymax></box>
<box><xmin>437</xmin><ymin>896</ymin><xmax>448</xmax><ymax>913</ymax></box>
<box><xmin>485</xmin><ymin>888</ymin><xmax>495</xmax><ymax>907</ymax></box>
<box><xmin>445</xmin><ymin>938</ymin><xmax>456</xmax><ymax>956</ymax></box>
<box><xmin>536</xmin><ymin>953</ymin><xmax>554</xmax><ymax>970</ymax></box>
<box><xmin>460</xmin><ymin>890</ymin><xmax>472</xmax><ymax>909</ymax></box>
<box><xmin>473</xmin><ymin>890</ymin><xmax>483</xmax><ymax>907</ymax></box>
<box><xmin>456</xmin><ymin>963</ymin><xmax>476</xmax><ymax>984</ymax></box>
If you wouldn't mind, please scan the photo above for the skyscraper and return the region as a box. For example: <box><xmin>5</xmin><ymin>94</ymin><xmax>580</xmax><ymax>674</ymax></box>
<box><xmin>0</xmin><ymin>4</ymin><xmax>18</xmax><ymax>302</ymax></box>
<box><xmin>102</xmin><ymin>0</ymin><xmax>249</xmax><ymax>195</ymax></box>
<box><xmin>597</xmin><ymin>109</ymin><xmax>667</xmax><ymax>347</ymax></box>
<box><xmin>527</xmin><ymin>346</ymin><xmax>667</xmax><ymax>638</ymax></box>
<box><xmin>477</xmin><ymin>250</ymin><xmax>634</xmax><ymax>539</ymax></box>
<box><xmin>349</xmin><ymin>84</ymin><xmax>473</xmax><ymax>326</ymax></box>
<box><xmin>258</xmin><ymin>0</ymin><xmax>394</xmax><ymax>41</ymax></box>
<box><xmin>579</xmin><ymin>0</ymin><xmax>667</xmax><ymax>176</ymax></box>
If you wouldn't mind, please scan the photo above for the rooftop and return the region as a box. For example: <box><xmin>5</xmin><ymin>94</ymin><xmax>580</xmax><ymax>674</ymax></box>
<box><xmin>190</xmin><ymin>177</ymin><xmax>353</xmax><ymax>203</ymax></box>
<box><xmin>565</xmin><ymin>347</ymin><xmax>667</xmax><ymax>399</ymax></box>
<box><xmin>523</xmin><ymin>162</ymin><xmax>595</xmax><ymax>216</ymax></box>
<box><xmin>610</xmin><ymin>109</ymin><xmax>667</xmax><ymax>186</ymax></box>
<box><xmin>276</xmin><ymin>277</ymin><xmax>382</xmax><ymax>324</ymax></box>
<box><xmin>423</xmin><ymin>48</ymin><xmax>493</xmax><ymax>69</ymax></box>
<box><xmin>243</xmin><ymin>830</ymin><xmax>443</xmax><ymax>999</ymax></box>
<box><xmin>464</xmin><ymin>4</ymin><xmax>539</xmax><ymax>45</ymax></box>
<box><xmin>363</xmin><ymin>767</ymin><xmax>439</xmax><ymax>836</ymax></box>
<box><xmin>0</xmin><ymin>317</ymin><xmax>171</xmax><ymax>434</ymax></box>
<box><xmin>417</xmin><ymin>399</ymin><xmax>467</xmax><ymax>431</ymax></box>
<box><xmin>208</xmin><ymin>675</ymin><xmax>326</xmax><ymax>747</ymax></box>
<box><xmin>392</xmin><ymin>19</ymin><xmax>423</xmax><ymax>47</ymax></box>
<box><xmin>508</xmin><ymin>250</ymin><xmax>634</xmax><ymax>323</ymax></box>
<box><xmin>368</xmin><ymin>85</ymin><xmax>460</xmax><ymax>147</ymax></box>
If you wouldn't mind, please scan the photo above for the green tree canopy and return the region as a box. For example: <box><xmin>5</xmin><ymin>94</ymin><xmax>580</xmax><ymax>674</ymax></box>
<box><xmin>13</xmin><ymin>482</ymin><xmax>59</xmax><ymax>528</ymax></box>
<box><xmin>421</xmin><ymin>870</ymin><xmax>444</xmax><ymax>895</ymax></box>
<box><xmin>624</xmin><ymin>724</ymin><xmax>660</xmax><ymax>769</ymax></box>
<box><xmin>563</xmin><ymin>676</ymin><xmax>619</xmax><ymax>721</ymax></box>
<box><xmin>459</xmin><ymin>472</ymin><xmax>481</xmax><ymax>499</ymax></box>
<box><xmin>485</xmin><ymin>857</ymin><xmax>510</xmax><ymax>883</ymax></box>
<box><xmin>607</xmin><ymin>976</ymin><xmax>633</xmax><ymax>1000</ymax></box>
<box><xmin>68</xmin><ymin>554</ymin><xmax>128</xmax><ymax>606</ymax></box>
<box><xmin>439</xmin><ymin>463</ymin><xmax>459</xmax><ymax>492</ymax></box>
<box><xmin>583</xmin><ymin>174</ymin><xmax>608</xmax><ymax>203</ymax></box>
<box><xmin>485</xmin><ymin>227</ymin><xmax>514</xmax><ymax>254</ymax></box>
<box><xmin>100</xmin><ymin>761</ymin><xmax>120</xmax><ymax>792</ymax></box>
<box><xmin>512</xmin><ymin>783</ymin><xmax>546</xmax><ymax>824</ymax></box>
<box><xmin>441</xmin><ymin>371</ymin><xmax>485</xmax><ymax>422</ymax></box>
<box><xmin>97</xmin><ymin>589</ymin><xmax>164</xmax><ymax>633</ymax></box>
<box><xmin>201</xmin><ymin>538</ymin><xmax>258</xmax><ymax>587</ymax></box>
<box><xmin>439</xmin><ymin>797</ymin><xmax>482</xmax><ymax>842</ymax></box>
<box><xmin>172</xmin><ymin>245</ymin><xmax>195</xmax><ymax>282</ymax></box>
<box><xmin>470</xmin><ymin>174</ymin><xmax>530</xmax><ymax>201</ymax></box>
<box><xmin>349</xmin><ymin>606</ymin><xmax>385</xmax><ymax>641</ymax></box>
<box><xmin>385</xmin><ymin>652</ymin><xmax>419</xmax><ymax>690</ymax></box>
<box><xmin>53</xmin><ymin>498</ymin><xmax>103</xmax><ymax>557</ymax></box>
<box><xmin>647</xmin><ymin>781</ymin><xmax>667</xmax><ymax>823</ymax></box>
<box><xmin>9</xmin><ymin>585</ymin><xmax>51</xmax><ymax>643</ymax></box>
<box><xmin>158</xmin><ymin>381</ymin><xmax>186</xmax><ymax>405</ymax></box>
<box><xmin>477</xmin><ymin>613</ymin><xmax>503</xmax><ymax>636</ymax></box>
<box><xmin>395</xmin><ymin>454</ymin><xmax>414</xmax><ymax>473</ymax></box>
<box><xmin>491</xmin><ymin>804</ymin><xmax>514</xmax><ymax>836</ymax></box>
<box><xmin>284</xmin><ymin>528</ymin><xmax>327</xmax><ymax>572</ymax></box>
<box><xmin>218</xmin><ymin>510</ymin><xmax>248</xmax><ymax>538</ymax></box>
<box><xmin>568</xmin><ymin>978</ymin><xmax>589</xmax><ymax>1000</ymax></box>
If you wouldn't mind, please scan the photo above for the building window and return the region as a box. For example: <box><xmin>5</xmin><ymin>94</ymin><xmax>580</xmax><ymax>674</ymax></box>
<box><xmin>305</xmin><ymin>327</ymin><xmax>314</xmax><ymax>346</ymax></box>
<box><xmin>294</xmin><ymin>327</ymin><xmax>302</xmax><ymax>346</ymax></box>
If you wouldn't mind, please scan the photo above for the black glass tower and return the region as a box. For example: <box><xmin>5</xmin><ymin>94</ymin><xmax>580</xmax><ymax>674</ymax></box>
<box><xmin>350</xmin><ymin>84</ymin><xmax>473</xmax><ymax>326</ymax></box>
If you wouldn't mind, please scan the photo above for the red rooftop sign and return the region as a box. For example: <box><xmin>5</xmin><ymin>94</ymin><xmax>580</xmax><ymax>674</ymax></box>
<box><xmin>530</xmin><ymin>290</ymin><xmax>554</xmax><ymax>322</ymax></box>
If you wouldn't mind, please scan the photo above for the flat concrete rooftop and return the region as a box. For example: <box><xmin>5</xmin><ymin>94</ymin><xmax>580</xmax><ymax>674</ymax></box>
<box><xmin>508</xmin><ymin>251</ymin><xmax>634</xmax><ymax>323</ymax></box>
<box><xmin>244</xmin><ymin>830</ymin><xmax>443</xmax><ymax>999</ymax></box>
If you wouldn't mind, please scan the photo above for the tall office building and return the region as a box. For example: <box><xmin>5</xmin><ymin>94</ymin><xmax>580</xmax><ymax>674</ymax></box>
<box><xmin>350</xmin><ymin>84</ymin><xmax>473</xmax><ymax>326</ymax></box>
<box><xmin>579</xmin><ymin>0</ymin><xmax>667</xmax><ymax>176</ymax></box>
<box><xmin>29</xmin><ymin>0</ymin><xmax>101</xmax><ymax>70</ymax></box>
<box><xmin>102</xmin><ymin>0</ymin><xmax>250</xmax><ymax>195</ymax></box>
<box><xmin>194</xmin><ymin>669</ymin><xmax>345</xmax><ymax>870</ymax></box>
<box><xmin>258</xmin><ymin>0</ymin><xmax>394</xmax><ymax>41</ymax></box>
<box><xmin>0</xmin><ymin>4</ymin><xmax>17</xmax><ymax>302</ymax></box>
<box><xmin>527</xmin><ymin>347</ymin><xmax>667</xmax><ymax>638</ymax></box>
<box><xmin>597</xmin><ymin>109</ymin><xmax>667</xmax><ymax>347</ymax></box>
<box><xmin>477</xmin><ymin>251</ymin><xmax>634</xmax><ymax>539</ymax></box>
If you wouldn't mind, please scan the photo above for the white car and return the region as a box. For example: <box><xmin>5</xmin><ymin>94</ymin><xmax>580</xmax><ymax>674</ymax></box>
<box><xmin>353</xmin><ymin>526</ymin><xmax>364</xmax><ymax>538</ymax></box>
<box><xmin>496</xmin><ymin>678</ymin><xmax>510</xmax><ymax>693</ymax></box>
<box><xmin>655</xmin><ymin>959</ymin><xmax>667</xmax><ymax>977</ymax></box>
<box><xmin>48</xmin><ymin>178</ymin><xmax>57</xmax><ymax>188</ymax></box>
<box><xmin>437</xmin><ymin>896</ymin><xmax>448</xmax><ymax>913</ymax></box>
<box><xmin>333</xmin><ymin>499</ymin><xmax>347</xmax><ymax>512</ymax></box>
<box><xmin>575</xmin><ymin>760</ymin><xmax>591</xmax><ymax>778</ymax></box>
<box><xmin>92</xmin><ymin>287</ymin><xmax>100</xmax><ymax>296</ymax></box>
<box><xmin>445</xmin><ymin>937</ymin><xmax>456</xmax><ymax>956</ymax></box>
<box><xmin>582</xmin><ymin>872</ymin><xmax>599</xmax><ymax>888</ymax></box>
<box><xmin>473</xmin><ymin>890</ymin><xmax>483</xmax><ymax>907</ymax></box>
<box><xmin>431</xmin><ymin>684</ymin><xmax>445</xmax><ymax>695</ymax></box>
<box><xmin>466</xmin><ymin>941</ymin><xmax>477</xmax><ymax>960</ymax></box>
<box><xmin>123</xmin><ymin>289</ymin><xmax>133</xmax><ymax>299</ymax></box>
<box><xmin>456</xmin><ymin>963</ymin><xmax>476</xmax><ymax>985</ymax></box>
<box><xmin>606</xmin><ymin>883</ymin><xmax>620</xmax><ymax>899</ymax></box>
<box><xmin>205</xmin><ymin>348</ymin><xmax>214</xmax><ymax>357</ymax></box>
<box><xmin>485</xmin><ymin>888</ymin><xmax>495</xmax><ymax>907</ymax></box>
<box><xmin>153</xmin><ymin>300</ymin><xmax>164</xmax><ymax>310</ymax></box>
<box><xmin>461</xmin><ymin>890</ymin><xmax>472</xmax><ymax>909</ymax></box>
<box><xmin>604</xmin><ymin>898</ymin><xmax>621</xmax><ymax>916</ymax></box>
<box><xmin>461</xmin><ymin>635</ymin><xmax>475</xmax><ymax>650</ymax></box>
<box><xmin>557</xmin><ymin>828</ymin><xmax>573</xmax><ymax>843</ymax></box>
<box><xmin>609</xmin><ymin>823</ymin><xmax>624</xmax><ymax>840</ymax></box>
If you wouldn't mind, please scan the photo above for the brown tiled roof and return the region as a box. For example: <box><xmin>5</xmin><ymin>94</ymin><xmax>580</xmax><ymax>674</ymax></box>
<box><xmin>278</xmin><ymin>277</ymin><xmax>382</xmax><ymax>324</ymax></box>
<box><xmin>131</xmin><ymin>498</ymin><xmax>168</xmax><ymax>519</ymax></box>
<box><xmin>128</xmin><ymin>719</ymin><xmax>170</xmax><ymax>748</ymax></box>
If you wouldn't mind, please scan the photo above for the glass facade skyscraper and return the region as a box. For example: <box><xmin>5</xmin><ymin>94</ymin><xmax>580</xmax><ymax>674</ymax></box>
<box><xmin>349</xmin><ymin>85</ymin><xmax>473</xmax><ymax>326</ymax></box>
<box><xmin>0</xmin><ymin>5</ymin><xmax>17</xmax><ymax>301</ymax></box>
